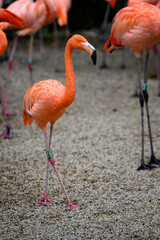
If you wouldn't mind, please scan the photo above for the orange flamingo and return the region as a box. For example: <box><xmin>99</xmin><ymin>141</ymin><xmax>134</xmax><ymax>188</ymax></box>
<box><xmin>0</xmin><ymin>8</ymin><xmax>23</xmax><ymax>139</ymax></box>
<box><xmin>23</xmin><ymin>34</ymin><xmax>96</xmax><ymax>209</ymax></box>
<box><xmin>0</xmin><ymin>0</ymin><xmax>57</xmax><ymax>138</ymax></box>
<box><xmin>104</xmin><ymin>3</ymin><xmax>160</xmax><ymax>170</ymax></box>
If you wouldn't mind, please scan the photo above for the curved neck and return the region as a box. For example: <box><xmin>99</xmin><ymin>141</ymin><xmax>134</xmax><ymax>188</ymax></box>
<box><xmin>61</xmin><ymin>42</ymin><xmax>76</xmax><ymax>108</ymax></box>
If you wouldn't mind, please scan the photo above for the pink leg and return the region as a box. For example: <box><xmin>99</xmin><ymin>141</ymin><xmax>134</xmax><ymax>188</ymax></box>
<box><xmin>0</xmin><ymin>79</ymin><xmax>12</xmax><ymax>139</ymax></box>
<box><xmin>3</xmin><ymin>35</ymin><xmax>18</xmax><ymax>116</ymax></box>
<box><xmin>39</xmin><ymin>28</ymin><xmax>46</xmax><ymax>53</ymax></box>
<box><xmin>36</xmin><ymin>130</ymin><xmax>54</xmax><ymax>205</ymax></box>
<box><xmin>153</xmin><ymin>45</ymin><xmax>160</xmax><ymax>96</ymax></box>
<box><xmin>37</xmin><ymin>129</ymin><xmax>81</xmax><ymax>209</ymax></box>
<box><xmin>28</xmin><ymin>35</ymin><xmax>34</xmax><ymax>86</ymax></box>
<box><xmin>49</xmin><ymin>157</ymin><xmax>81</xmax><ymax>210</ymax></box>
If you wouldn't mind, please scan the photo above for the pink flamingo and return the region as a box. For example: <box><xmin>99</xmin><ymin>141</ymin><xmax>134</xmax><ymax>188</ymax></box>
<box><xmin>104</xmin><ymin>3</ymin><xmax>160</xmax><ymax>170</ymax></box>
<box><xmin>23</xmin><ymin>34</ymin><xmax>96</xmax><ymax>208</ymax></box>
<box><xmin>0</xmin><ymin>0</ymin><xmax>57</xmax><ymax>138</ymax></box>
<box><xmin>128</xmin><ymin>0</ymin><xmax>160</xmax><ymax>96</ymax></box>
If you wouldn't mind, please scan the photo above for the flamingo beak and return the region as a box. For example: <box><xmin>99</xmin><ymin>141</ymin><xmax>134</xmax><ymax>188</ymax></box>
<box><xmin>81</xmin><ymin>42</ymin><xmax>97</xmax><ymax>65</ymax></box>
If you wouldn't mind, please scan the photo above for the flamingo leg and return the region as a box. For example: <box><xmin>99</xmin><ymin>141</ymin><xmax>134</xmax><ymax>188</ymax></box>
<box><xmin>0</xmin><ymin>80</ymin><xmax>12</xmax><ymax>139</ymax></box>
<box><xmin>137</xmin><ymin>56</ymin><xmax>153</xmax><ymax>170</ymax></box>
<box><xmin>39</xmin><ymin>28</ymin><xmax>46</xmax><ymax>53</ymax></box>
<box><xmin>3</xmin><ymin>34</ymin><xmax>18</xmax><ymax>117</ymax></box>
<box><xmin>65</xmin><ymin>25</ymin><xmax>70</xmax><ymax>40</ymax></box>
<box><xmin>37</xmin><ymin>128</ymin><xmax>81</xmax><ymax>209</ymax></box>
<box><xmin>132</xmin><ymin>75</ymin><xmax>139</xmax><ymax>97</ymax></box>
<box><xmin>100</xmin><ymin>3</ymin><xmax>110</xmax><ymax>69</ymax></box>
<box><xmin>28</xmin><ymin>35</ymin><xmax>34</xmax><ymax>85</ymax></box>
<box><xmin>142</xmin><ymin>53</ymin><xmax>160</xmax><ymax>166</ymax></box>
<box><xmin>36</xmin><ymin>130</ymin><xmax>54</xmax><ymax>205</ymax></box>
<box><xmin>152</xmin><ymin>45</ymin><xmax>160</xmax><ymax>96</ymax></box>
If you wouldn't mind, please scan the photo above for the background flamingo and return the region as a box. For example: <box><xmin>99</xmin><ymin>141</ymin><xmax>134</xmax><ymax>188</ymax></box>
<box><xmin>23</xmin><ymin>34</ymin><xmax>96</xmax><ymax>209</ymax></box>
<box><xmin>104</xmin><ymin>3</ymin><xmax>160</xmax><ymax>170</ymax></box>
<box><xmin>127</xmin><ymin>0</ymin><xmax>160</xmax><ymax>96</ymax></box>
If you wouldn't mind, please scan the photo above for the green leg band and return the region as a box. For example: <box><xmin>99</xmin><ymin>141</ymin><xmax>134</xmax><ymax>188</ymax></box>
<box><xmin>143</xmin><ymin>83</ymin><xmax>147</xmax><ymax>91</ymax></box>
<box><xmin>46</xmin><ymin>150</ymin><xmax>53</xmax><ymax>159</ymax></box>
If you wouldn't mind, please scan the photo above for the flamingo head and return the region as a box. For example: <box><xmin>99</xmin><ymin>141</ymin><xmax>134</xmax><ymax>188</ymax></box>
<box><xmin>68</xmin><ymin>34</ymin><xmax>97</xmax><ymax>65</ymax></box>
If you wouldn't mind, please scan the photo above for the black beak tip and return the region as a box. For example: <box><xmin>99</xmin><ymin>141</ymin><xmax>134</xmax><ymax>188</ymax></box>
<box><xmin>91</xmin><ymin>50</ymin><xmax>97</xmax><ymax>65</ymax></box>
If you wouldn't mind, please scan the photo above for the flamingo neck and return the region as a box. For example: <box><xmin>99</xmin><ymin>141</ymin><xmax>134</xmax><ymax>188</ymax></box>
<box><xmin>62</xmin><ymin>42</ymin><xmax>76</xmax><ymax>108</ymax></box>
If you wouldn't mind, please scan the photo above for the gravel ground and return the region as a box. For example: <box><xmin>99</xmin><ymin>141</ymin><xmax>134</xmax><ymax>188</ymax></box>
<box><xmin>0</xmin><ymin>33</ymin><xmax>160</xmax><ymax>240</ymax></box>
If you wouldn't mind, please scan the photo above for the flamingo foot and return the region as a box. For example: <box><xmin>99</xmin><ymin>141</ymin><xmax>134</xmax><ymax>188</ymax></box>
<box><xmin>137</xmin><ymin>163</ymin><xmax>156</xmax><ymax>171</ymax></box>
<box><xmin>149</xmin><ymin>154</ymin><xmax>160</xmax><ymax>165</ymax></box>
<box><xmin>68</xmin><ymin>202</ymin><xmax>81</xmax><ymax>210</ymax></box>
<box><xmin>131</xmin><ymin>92</ymin><xmax>139</xmax><ymax>98</ymax></box>
<box><xmin>36</xmin><ymin>197</ymin><xmax>55</xmax><ymax>205</ymax></box>
<box><xmin>0</xmin><ymin>125</ymin><xmax>12</xmax><ymax>139</ymax></box>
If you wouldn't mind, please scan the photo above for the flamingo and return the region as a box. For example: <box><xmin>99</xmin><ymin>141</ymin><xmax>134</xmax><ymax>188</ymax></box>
<box><xmin>0</xmin><ymin>0</ymin><xmax>57</xmax><ymax>138</ymax></box>
<box><xmin>0</xmin><ymin>8</ymin><xmax>23</xmax><ymax>139</ymax></box>
<box><xmin>104</xmin><ymin>3</ymin><xmax>160</xmax><ymax>170</ymax></box>
<box><xmin>127</xmin><ymin>0</ymin><xmax>160</xmax><ymax>96</ymax></box>
<box><xmin>23</xmin><ymin>34</ymin><xmax>96</xmax><ymax>209</ymax></box>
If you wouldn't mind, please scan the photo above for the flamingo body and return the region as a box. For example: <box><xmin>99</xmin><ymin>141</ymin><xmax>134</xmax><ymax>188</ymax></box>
<box><xmin>104</xmin><ymin>3</ymin><xmax>160</xmax><ymax>57</ymax></box>
<box><xmin>23</xmin><ymin>80</ymin><xmax>66</xmax><ymax>132</ymax></box>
